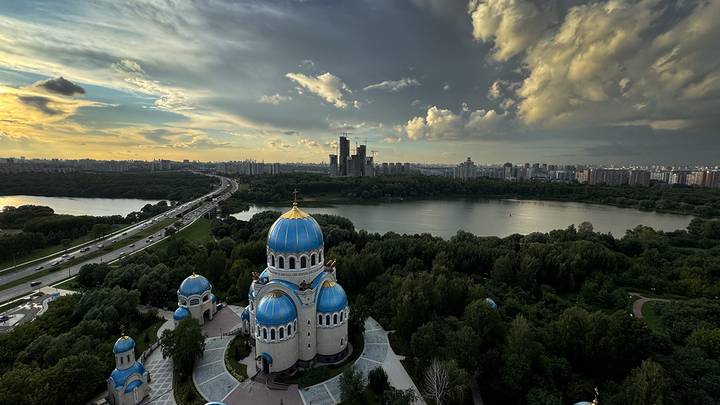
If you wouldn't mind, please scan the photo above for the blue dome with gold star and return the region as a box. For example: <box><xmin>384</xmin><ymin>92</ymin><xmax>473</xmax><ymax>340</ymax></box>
<box><xmin>179</xmin><ymin>273</ymin><xmax>212</xmax><ymax>297</ymax></box>
<box><xmin>267</xmin><ymin>203</ymin><xmax>323</xmax><ymax>254</ymax></box>
<box><xmin>317</xmin><ymin>280</ymin><xmax>348</xmax><ymax>313</ymax></box>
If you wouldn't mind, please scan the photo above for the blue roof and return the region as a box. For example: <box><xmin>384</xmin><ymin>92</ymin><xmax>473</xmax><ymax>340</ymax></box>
<box><xmin>124</xmin><ymin>379</ymin><xmax>144</xmax><ymax>393</ymax></box>
<box><xmin>317</xmin><ymin>280</ymin><xmax>348</xmax><ymax>313</ymax></box>
<box><xmin>110</xmin><ymin>361</ymin><xmax>146</xmax><ymax>388</ymax></box>
<box><xmin>113</xmin><ymin>335</ymin><xmax>135</xmax><ymax>354</ymax></box>
<box><xmin>241</xmin><ymin>306</ymin><xmax>250</xmax><ymax>321</ymax></box>
<box><xmin>174</xmin><ymin>307</ymin><xmax>190</xmax><ymax>321</ymax></box>
<box><xmin>259</xmin><ymin>352</ymin><xmax>273</xmax><ymax>364</ymax></box>
<box><xmin>179</xmin><ymin>273</ymin><xmax>212</xmax><ymax>296</ymax></box>
<box><xmin>267</xmin><ymin>205</ymin><xmax>323</xmax><ymax>254</ymax></box>
<box><xmin>485</xmin><ymin>298</ymin><xmax>497</xmax><ymax>310</ymax></box>
<box><xmin>256</xmin><ymin>291</ymin><xmax>297</xmax><ymax>326</ymax></box>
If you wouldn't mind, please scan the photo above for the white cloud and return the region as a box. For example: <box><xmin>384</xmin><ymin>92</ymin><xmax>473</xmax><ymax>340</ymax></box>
<box><xmin>404</xmin><ymin>106</ymin><xmax>511</xmax><ymax>140</ymax></box>
<box><xmin>258</xmin><ymin>93</ymin><xmax>292</xmax><ymax>105</ymax></box>
<box><xmin>363</xmin><ymin>77</ymin><xmax>421</xmax><ymax>92</ymax></box>
<box><xmin>298</xmin><ymin>137</ymin><xmax>320</xmax><ymax>148</ymax></box>
<box><xmin>468</xmin><ymin>0</ymin><xmax>555</xmax><ymax>61</ymax></box>
<box><xmin>514</xmin><ymin>0</ymin><xmax>720</xmax><ymax>130</ymax></box>
<box><xmin>285</xmin><ymin>72</ymin><xmax>351</xmax><ymax>108</ymax></box>
<box><xmin>112</xmin><ymin>59</ymin><xmax>192</xmax><ymax>112</ymax></box>
<box><xmin>442</xmin><ymin>83</ymin><xmax>450</xmax><ymax>91</ymax></box>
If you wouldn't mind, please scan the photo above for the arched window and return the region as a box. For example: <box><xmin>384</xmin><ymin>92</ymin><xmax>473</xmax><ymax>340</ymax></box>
<box><xmin>202</xmin><ymin>295</ymin><xmax>208</xmax><ymax>302</ymax></box>
<box><xmin>263</xmin><ymin>328</ymin><xmax>267</xmax><ymax>340</ymax></box>
<box><xmin>340</xmin><ymin>312</ymin><xmax>344</xmax><ymax>322</ymax></box>
<box><xmin>307</xmin><ymin>320</ymin><xmax>310</xmax><ymax>325</ymax></box>
<box><xmin>311</xmin><ymin>254</ymin><xmax>316</xmax><ymax>266</ymax></box>
<box><xmin>333</xmin><ymin>314</ymin><xmax>338</xmax><ymax>325</ymax></box>
<box><xmin>190</xmin><ymin>298</ymin><xmax>199</xmax><ymax>305</ymax></box>
<box><xmin>270</xmin><ymin>328</ymin><xmax>276</xmax><ymax>340</ymax></box>
<box><xmin>288</xmin><ymin>324</ymin><xmax>292</xmax><ymax>335</ymax></box>
<box><xmin>279</xmin><ymin>327</ymin><xmax>284</xmax><ymax>339</ymax></box>
<box><xmin>341</xmin><ymin>338</ymin><xmax>344</xmax><ymax>346</ymax></box>
<box><xmin>325</xmin><ymin>314</ymin><xmax>330</xmax><ymax>325</ymax></box>
<box><xmin>300</xmin><ymin>256</ymin><xmax>307</xmax><ymax>268</ymax></box>
<box><xmin>279</xmin><ymin>256</ymin><xmax>284</xmax><ymax>269</ymax></box>
<box><xmin>127</xmin><ymin>355</ymin><xmax>130</xmax><ymax>362</ymax></box>
<box><xmin>289</xmin><ymin>257</ymin><xmax>295</xmax><ymax>269</ymax></box>
<box><xmin>318</xmin><ymin>314</ymin><xmax>323</xmax><ymax>325</ymax></box>
<box><xmin>250</xmin><ymin>301</ymin><xmax>254</xmax><ymax>310</ymax></box>
<box><xmin>320</xmin><ymin>250</ymin><xmax>323</xmax><ymax>262</ymax></box>
<box><xmin>120</xmin><ymin>357</ymin><xmax>123</xmax><ymax>365</ymax></box>
<box><xmin>308</xmin><ymin>332</ymin><xmax>310</xmax><ymax>337</ymax></box>
<box><xmin>271</xmin><ymin>255</ymin><xmax>275</xmax><ymax>266</ymax></box>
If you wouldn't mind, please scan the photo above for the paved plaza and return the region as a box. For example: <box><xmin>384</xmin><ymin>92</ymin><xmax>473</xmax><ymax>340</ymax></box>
<box><xmin>145</xmin><ymin>347</ymin><xmax>176</xmax><ymax>405</ymax></box>
<box><xmin>193</xmin><ymin>336</ymin><xmax>242</xmax><ymax>402</ymax></box>
<box><xmin>203</xmin><ymin>305</ymin><xmax>242</xmax><ymax>337</ymax></box>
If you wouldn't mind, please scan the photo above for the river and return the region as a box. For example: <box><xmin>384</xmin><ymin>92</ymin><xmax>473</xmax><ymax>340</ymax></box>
<box><xmin>232</xmin><ymin>199</ymin><xmax>694</xmax><ymax>238</ymax></box>
<box><xmin>0</xmin><ymin>195</ymin><xmax>162</xmax><ymax>217</ymax></box>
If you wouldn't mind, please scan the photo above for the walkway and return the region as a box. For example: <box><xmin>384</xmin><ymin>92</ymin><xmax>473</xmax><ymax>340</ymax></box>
<box><xmin>193</xmin><ymin>336</ymin><xmax>241</xmax><ymax>402</ymax></box>
<box><xmin>299</xmin><ymin>317</ymin><xmax>425</xmax><ymax>405</ymax></box>
<box><xmin>629</xmin><ymin>292</ymin><xmax>671</xmax><ymax>319</ymax></box>
<box><xmin>145</xmin><ymin>313</ymin><xmax>176</xmax><ymax>405</ymax></box>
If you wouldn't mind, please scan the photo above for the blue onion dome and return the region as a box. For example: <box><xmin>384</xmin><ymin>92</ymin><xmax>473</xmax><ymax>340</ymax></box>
<box><xmin>241</xmin><ymin>306</ymin><xmax>250</xmax><ymax>321</ymax></box>
<box><xmin>485</xmin><ymin>298</ymin><xmax>497</xmax><ymax>310</ymax></box>
<box><xmin>113</xmin><ymin>335</ymin><xmax>135</xmax><ymax>354</ymax></box>
<box><xmin>317</xmin><ymin>280</ymin><xmax>348</xmax><ymax>313</ymax></box>
<box><xmin>256</xmin><ymin>290</ymin><xmax>297</xmax><ymax>326</ymax></box>
<box><xmin>110</xmin><ymin>362</ymin><xmax>146</xmax><ymax>388</ymax></box>
<box><xmin>179</xmin><ymin>273</ymin><xmax>212</xmax><ymax>296</ymax></box>
<box><xmin>174</xmin><ymin>307</ymin><xmax>190</xmax><ymax>321</ymax></box>
<box><xmin>267</xmin><ymin>203</ymin><xmax>323</xmax><ymax>254</ymax></box>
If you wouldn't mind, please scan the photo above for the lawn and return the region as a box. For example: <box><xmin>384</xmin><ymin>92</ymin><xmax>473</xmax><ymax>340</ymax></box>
<box><xmin>225</xmin><ymin>334</ymin><xmax>250</xmax><ymax>381</ymax></box>
<box><xmin>642</xmin><ymin>301</ymin><xmax>668</xmax><ymax>336</ymax></box>
<box><xmin>150</xmin><ymin>218</ymin><xmax>213</xmax><ymax>252</ymax></box>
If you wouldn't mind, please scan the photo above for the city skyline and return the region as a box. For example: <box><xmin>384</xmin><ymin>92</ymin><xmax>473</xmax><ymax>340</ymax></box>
<box><xmin>1</xmin><ymin>1</ymin><xmax>719</xmax><ymax>165</ymax></box>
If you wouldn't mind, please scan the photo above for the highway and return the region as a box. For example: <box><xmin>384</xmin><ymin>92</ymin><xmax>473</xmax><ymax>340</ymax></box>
<box><xmin>0</xmin><ymin>174</ymin><xmax>238</xmax><ymax>304</ymax></box>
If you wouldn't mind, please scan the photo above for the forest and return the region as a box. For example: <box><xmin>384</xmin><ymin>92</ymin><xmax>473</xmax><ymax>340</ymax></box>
<box><xmin>0</xmin><ymin>202</ymin><xmax>171</xmax><ymax>263</ymax></box>
<box><xmin>0</xmin><ymin>208</ymin><xmax>710</xmax><ymax>404</ymax></box>
<box><xmin>0</xmin><ymin>171</ymin><xmax>217</xmax><ymax>201</ymax></box>
<box><xmin>224</xmin><ymin>173</ymin><xmax>720</xmax><ymax>217</ymax></box>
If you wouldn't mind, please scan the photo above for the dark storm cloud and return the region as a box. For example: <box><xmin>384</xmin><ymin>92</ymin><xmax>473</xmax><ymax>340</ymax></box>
<box><xmin>35</xmin><ymin>76</ymin><xmax>85</xmax><ymax>96</ymax></box>
<box><xmin>18</xmin><ymin>95</ymin><xmax>62</xmax><ymax>115</ymax></box>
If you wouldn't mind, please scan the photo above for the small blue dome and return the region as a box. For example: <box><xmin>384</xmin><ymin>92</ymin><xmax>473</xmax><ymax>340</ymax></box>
<box><xmin>211</xmin><ymin>293</ymin><xmax>218</xmax><ymax>304</ymax></box>
<box><xmin>174</xmin><ymin>307</ymin><xmax>190</xmax><ymax>321</ymax></box>
<box><xmin>241</xmin><ymin>306</ymin><xmax>250</xmax><ymax>321</ymax></box>
<box><xmin>256</xmin><ymin>291</ymin><xmax>297</xmax><ymax>326</ymax></box>
<box><xmin>110</xmin><ymin>361</ymin><xmax>146</xmax><ymax>388</ymax></box>
<box><xmin>124</xmin><ymin>379</ymin><xmax>143</xmax><ymax>393</ymax></box>
<box><xmin>485</xmin><ymin>298</ymin><xmax>497</xmax><ymax>310</ymax></box>
<box><xmin>113</xmin><ymin>335</ymin><xmax>135</xmax><ymax>354</ymax></box>
<box><xmin>179</xmin><ymin>273</ymin><xmax>212</xmax><ymax>297</ymax></box>
<box><xmin>317</xmin><ymin>280</ymin><xmax>348</xmax><ymax>313</ymax></box>
<box><xmin>267</xmin><ymin>205</ymin><xmax>323</xmax><ymax>254</ymax></box>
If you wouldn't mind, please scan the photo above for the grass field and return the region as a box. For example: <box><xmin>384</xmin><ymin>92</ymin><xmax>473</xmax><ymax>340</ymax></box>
<box><xmin>150</xmin><ymin>218</ymin><xmax>213</xmax><ymax>252</ymax></box>
<box><xmin>642</xmin><ymin>301</ymin><xmax>668</xmax><ymax>336</ymax></box>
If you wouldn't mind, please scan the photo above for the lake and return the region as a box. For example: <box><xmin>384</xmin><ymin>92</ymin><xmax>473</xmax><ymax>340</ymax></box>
<box><xmin>232</xmin><ymin>199</ymin><xmax>695</xmax><ymax>238</ymax></box>
<box><xmin>0</xmin><ymin>195</ymin><xmax>162</xmax><ymax>217</ymax></box>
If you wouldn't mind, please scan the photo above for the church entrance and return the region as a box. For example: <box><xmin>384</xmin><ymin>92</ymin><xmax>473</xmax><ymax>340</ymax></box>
<box><xmin>261</xmin><ymin>357</ymin><xmax>270</xmax><ymax>374</ymax></box>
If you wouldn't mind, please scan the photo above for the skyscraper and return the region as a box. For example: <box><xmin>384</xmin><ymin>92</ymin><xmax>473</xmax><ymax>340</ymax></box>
<box><xmin>338</xmin><ymin>136</ymin><xmax>350</xmax><ymax>176</ymax></box>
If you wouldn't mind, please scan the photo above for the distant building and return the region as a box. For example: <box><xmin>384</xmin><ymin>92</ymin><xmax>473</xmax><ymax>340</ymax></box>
<box><xmin>454</xmin><ymin>157</ymin><xmax>477</xmax><ymax>180</ymax></box>
<box><xmin>628</xmin><ymin>170</ymin><xmax>651</xmax><ymax>187</ymax></box>
<box><xmin>338</xmin><ymin>136</ymin><xmax>350</xmax><ymax>176</ymax></box>
<box><xmin>328</xmin><ymin>154</ymin><xmax>338</xmax><ymax>176</ymax></box>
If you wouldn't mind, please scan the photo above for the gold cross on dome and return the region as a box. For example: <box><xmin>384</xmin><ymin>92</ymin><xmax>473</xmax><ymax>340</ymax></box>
<box><xmin>292</xmin><ymin>189</ymin><xmax>299</xmax><ymax>206</ymax></box>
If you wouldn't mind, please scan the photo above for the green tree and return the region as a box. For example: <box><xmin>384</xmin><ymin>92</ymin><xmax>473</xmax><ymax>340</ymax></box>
<box><xmin>339</xmin><ymin>367</ymin><xmax>366</xmax><ymax>405</ymax></box>
<box><xmin>367</xmin><ymin>367</ymin><xmax>390</xmax><ymax>395</ymax></box>
<box><xmin>161</xmin><ymin>318</ymin><xmax>206</xmax><ymax>377</ymax></box>
<box><xmin>615</xmin><ymin>360</ymin><xmax>668</xmax><ymax>405</ymax></box>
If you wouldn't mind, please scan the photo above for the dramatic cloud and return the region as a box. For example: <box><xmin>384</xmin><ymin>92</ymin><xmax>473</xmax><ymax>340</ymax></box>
<box><xmin>468</xmin><ymin>0</ymin><xmax>556</xmax><ymax>61</ymax></box>
<box><xmin>286</xmin><ymin>72</ymin><xmax>351</xmax><ymax>108</ymax></box>
<box><xmin>405</xmin><ymin>106</ymin><xmax>511</xmax><ymax>141</ymax></box>
<box><xmin>34</xmin><ymin>77</ymin><xmax>85</xmax><ymax>96</ymax></box>
<box><xmin>515</xmin><ymin>0</ymin><xmax>720</xmax><ymax>130</ymax></box>
<box><xmin>364</xmin><ymin>78</ymin><xmax>421</xmax><ymax>92</ymax></box>
<box><xmin>18</xmin><ymin>95</ymin><xmax>62</xmax><ymax>115</ymax></box>
<box><xmin>259</xmin><ymin>93</ymin><xmax>292</xmax><ymax>105</ymax></box>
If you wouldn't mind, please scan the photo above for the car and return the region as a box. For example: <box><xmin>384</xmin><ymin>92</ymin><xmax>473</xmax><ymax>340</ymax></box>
<box><xmin>51</xmin><ymin>261</ymin><xmax>60</xmax><ymax>267</ymax></box>
<box><xmin>80</xmin><ymin>247</ymin><xmax>90</xmax><ymax>253</ymax></box>
<box><xmin>129</xmin><ymin>243</ymin><xmax>135</xmax><ymax>248</ymax></box>
<box><xmin>34</xmin><ymin>265</ymin><xmax>44</xmax><ymax>271</ymax></box>
<box><xmin>61</xmin><ymin>254</ymin><xmax>69</xmax><ymax>259</ymax></box>
<box><xmin>118</xmin><ymin>251</ymin><xmax>126</xmax><ymax>257</ymax></box>
<box><xmin>122</xmin><ymin>232</ymin><xmax>127</xmax><ymax>236</ymax></box>
<box><xmin>96</xmin><ymin>244</ymin><xmax>104</xmax><ymax>248</ymax></box>
<box><xmin>30</xmin><ymin>281</ymin><xmax>42</xmax><ymax>287</ymax></box>
<box><xmin>148</xmin><ymin>235</ymin><xmax>154</xmax><ymax>239</ymax></box>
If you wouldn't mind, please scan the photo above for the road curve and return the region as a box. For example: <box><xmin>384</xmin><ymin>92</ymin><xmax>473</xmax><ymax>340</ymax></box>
<box><xmin>629</xmin><ymin>292</ymin><xmax>671</xmax><ymax>319</ymax></box>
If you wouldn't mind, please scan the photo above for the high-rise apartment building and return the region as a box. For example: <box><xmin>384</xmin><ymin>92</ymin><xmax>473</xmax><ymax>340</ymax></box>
<box><xmin>338</xmin><ymin>135</ymin><xmax>350</xmax><ymax>176</ymax></box>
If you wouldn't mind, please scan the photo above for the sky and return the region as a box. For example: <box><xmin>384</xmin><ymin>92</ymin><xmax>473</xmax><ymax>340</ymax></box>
<box><xmin>0</xmin><ymin>0</ymin><xmax>718</xmax><ymax>165</ymax></box>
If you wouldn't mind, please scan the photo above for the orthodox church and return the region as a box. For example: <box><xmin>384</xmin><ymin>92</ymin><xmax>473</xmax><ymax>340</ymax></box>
<box><xmin>240</xmin><ymin>201</ymin><xmax>350</xmax><ymax>375</ymax></box>
<box><xmin>173</xmin><ymin>273</ymin><xmax>218</xmax><ymax>326</ymax></box>
<box><xmin>107</xmin><ymin>334</ymin><xmax>150</xmax><ymax>405</ymax></box>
